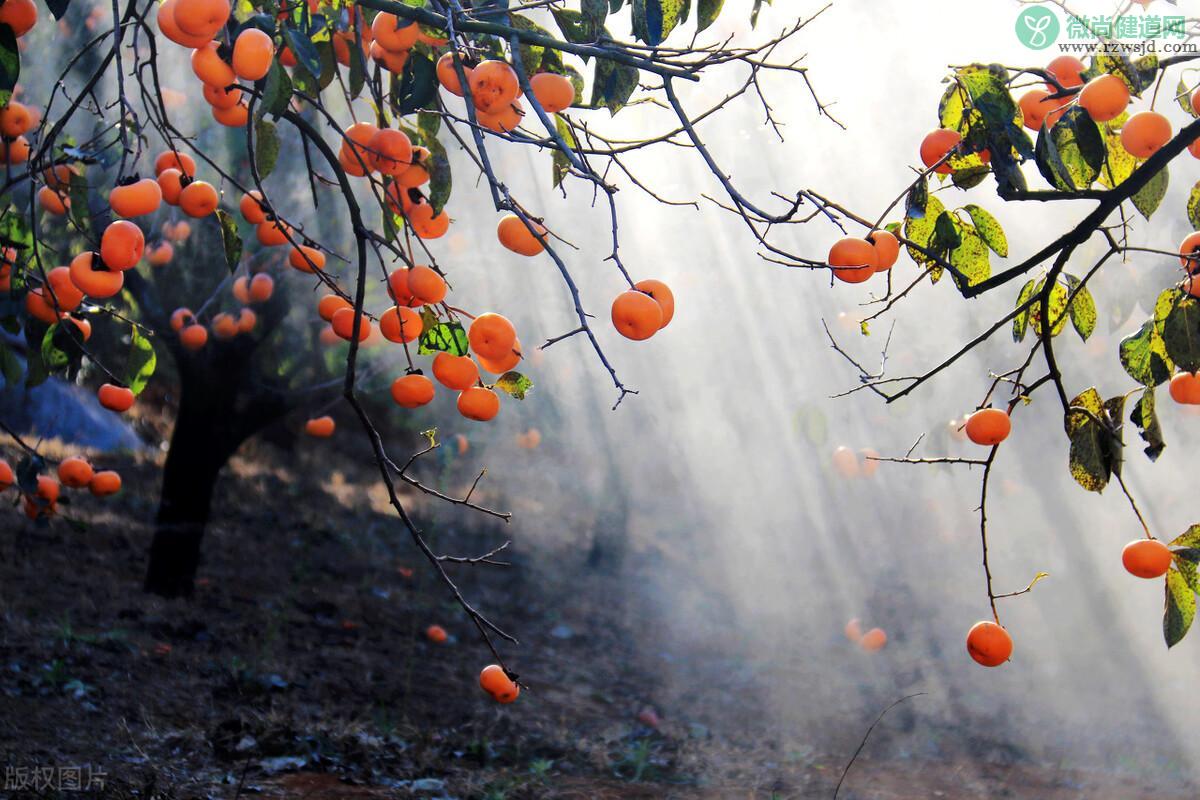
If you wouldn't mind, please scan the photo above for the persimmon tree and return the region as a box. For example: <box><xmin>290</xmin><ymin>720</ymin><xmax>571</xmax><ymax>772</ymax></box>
<box><xmin>747</xmin><ymin>14</ymin><xmax>1200</xmax><ymax>658</ymax></box>
<box><xmin>0</xmin><ymin>0</ymin><xmax>825</xmax><ymax>695</ymax></box>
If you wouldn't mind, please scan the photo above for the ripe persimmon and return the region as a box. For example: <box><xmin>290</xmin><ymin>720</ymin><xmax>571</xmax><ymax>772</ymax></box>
<box><xmin>179</xmin><ymin>180</ymin><xmax>218</xmax><ymax>217</ymax></box>
<box><xmin>191</xmin><ymin>41</ymin><xmax>236</xmax><ymax>87</ymax></box>
<box><xmin>919</xmin><ymin>128</ymin><xmax>962</xmax><ymax>174</ymax></box>
<box><xmin>468</xmin><ymin>60</ymin><xmax>520</xmax><ymax>114</ymax></box>
<box><xmin>340</xmin><ymin>121</ymin><xmax>379</xmax><ymax>170</ymax></box>
<box><xmin>237</xmin><ymin>308</ymin><xmax>257</xmax><ymax>333</ymax></box>
<box><xmin>832</xmin><ymin>446</ymin><xmax>859</xmax><ymax>478</ymax></box>
<box><xmin>379</xmin><ymin>305</ymin><xmax>422</xmax><ymax>343</ymax></box>
<box><xmin>634</xmin><ymin>279</ymin><xmax>674</xmax><ymax>329</ymax></box>
<box><xmin>966</xmin><ymin>621</ymin><xmax>1012</xmax><ymax>667</ymax></box>
<box><xmin>231</xmin><ymin>275</ymin><xmax>250</xmax><ymax>304</ymax></box>
<box><xmin>468</xmin><ymin>313</ymin><xmax>517</xmax><ymax>359</ymax></box>
<box><xmin>1169</xmin><ymin>372</ymin><xmax>1200</xmax><ymax>405</ymax></box>
<box><xmin>68</xmin><ymin>251</ymin><xmax>124</xmax><ymax>299</ymax></box>
<box><xmin>1122</xmin><ymin>538</ymin><xmax>1173</xmax><ymax>579</ymax></box>
<box><xmin>212</xmin><ymin>102</ymin><xmax>249</xmax><ymax>127</ymax></box>
<box><xmin>407</xmin><ymin>265</ymin><xmax>446</xmax><ymax>305</ymax></box>
<box><xmin>1121</xmin><ymin>111</ymin><xmax>1172</xmax><ymax>159</ymax></box>
<box><xmin>859</xmin><ymin>627</ymin><xmax>887</xmax><ymax>652</ymax></box>
<box><xmin>396</xmin><ymin>147</ymin><xmax>431</xmax><ymax>188</ymax></box>
<box><xmin>89</xmin><ymin>470</ymin><xmax>122</xmax><ymax>497</ymax></box>
<box><xmin>257</xmin><ymin>217</ymin><xmax>291</xmax><ymax>246</ymax></box>
<box><xmin>25</xmin><ymin>289</ymin><xmax>60</xmax><ymax>324</ymax></box>
<box><xmin>1178</xmin><ymin>232</ymin><xmax>1200</xmax><ymax>273</ymax></box>
<box><xmin>203</xmin><ymin>82</ymin><xmax>241</xmax><ymax>109</ymax></box>
<box><xmin>0</xmin><ymin>458</ymin><xmax>12</xmax><ymax>490</ymax></box>
<box><xmin>0</xmin><ymin>0</ymin><xmax>37</xmax><ymax>37</ymax></box>
<box><xmin>425</xmin><ymin>625</ymin><xmax>448</xmax><ymax>644</ymax></box>
<box><xmin>64</xmin><ymin>316</ymin><xmax>92</xmax><ymax>341</ymax></box>
<box><xmin>170</xmin><ymin>307</ymin><xmax>196</xmax><ymax>332</ymax></box>
<box><xmin>240</xmin><ymin>190</ymin><xmax>267</xmax><ymax>223</ymax></box>
<box><xmin>99</xmin><ymin>220</ymin><xmax>145</xmax><ymax>270</ymax></box>
<box><xmin>867</xmin><ymin>230</ymin><xmax>900</xmax><ymax>271</ymax></box>
<box><xmin>147</xmin><ymin>241</ymin><xmax>174</xmax><ymax>266</ymax></box>
<box><xmin>37</xmin><ymin>186</ymin><xmax>69</xmax><ymax>215</ymax></box>
<box><xmin>1078</xmin><ymin>74</ymin><xmax>1130</xmax><ymax>122</ymax></box>
<box><xmin>211</xmin><ymin>312</ymin><xmax>238</xmax><ymax>339</ymax></box>
<box><xmin>57</xmin><ymin>456</ymin><xmax>94</xmax><ymax>488</ymax></box>
<box><xmin>248</xmin><ymin>273</ymin><xmax>274</xmax><ymax>303</ymax></box>
<box><xmin>964</xmin><ymin>407</ymin><xmax>1010</xmax><ymax>446</ymax></box>
<box><xmin>2</xmin><ymin>135</ymin><xmax>29</xmax><ymax>164</ymax></box>
<box><xmin>530</xmin><ymin>72</ymin><xmax>574</xmax><ymax>113</ymax></box>
<box><xmin>612</xmin><ymin>290</ymin><xmax>662</xmax><ymax>340</ymax></box>
<box><xmin>477</xmin><ymin>100</ymin><xmax>524</xmax><ymax>133</ymax></box>
<box><xmin>496</xmin><ymin>214</ymin><xmax>545</xmax><ymax>256</ymax></box>
<box><xmin>317</xmin><ymin>293</ymin><xmax>351</xmax><ymax>322</ymax></box>
<box><xmin>391</xmin><ymin>373</ymin><xmax>435</xmax><ymax>408</ymax></box>
<box><xmin>305</xmin><ymin>416</ymin><xmax>335</xmax><ymax>437</ymax></box>
<box><xmin>478</xmin><ymin>339</ymin><xmax>521</xmax><ymax>374</ymax></box>
<box><xmin>331</xmin><ymin>307</ymin><xmax>371</xmax><ymax>341</ymax></box>
<box><xmin>458</xmin><ymin>386</ymin><xmax>500</xmax><ymax>421</ymax></box>
<box><xmin>1019</xmin><ymin>90</ymin><xmax>1067</xmax><ymax>131</ymax></box>
<box><xmin>110</xmin><ymin>177</ymin><xmax>162</xmax><ymax>217</ymax></box>
<box><xmin>367</xmin><ymin>128</ymin><xmax>413</xmax><ymax>176</ymax></box>
<box><xmin>44</xmin><ymin>266</ymin><xmax>84</xmax><ymax>311</ymax></box>
<box><xmin>154</xmin><ymin>149</ymin><xmax>196</xmax><ymax>177</ymax></box>
<box><xmin>432</xmin><ymin>353</ymin><xmax>479</xmax><ymax>390</ymax></box>
<box><xmin>844</xmin><ymin>618</ymin><xmax>863</xmax><ymax>642</ymax></box>
<box><xmin>173</xmin><ymin>0</ymin><xmax>229</xmax><ymax>37</ymax></box>
<box><xmin>232</xmin><ymin>27</ymin><xmax>274</xmax><ymax>81</ymax></box>
<box><xmin>371</xmin><ymin>11</ymin><xmax>417</xmax><ymax>51</ymax></box>
<box><xmin>827</xmin><ymin>237</ymin><xmax>877</xmax><ymax>284</ymax></box>
<box><xmin>180</xmin><ymin>323</ymin><xmax>208</xmax><ymax>350</ymax></box>
<box><xmin>288</xmin><ymin>244</ymin><xmax>324</xmax><ymax>273</ymax></box>
<box><xmin>0</xmin><ymin>101</ymin><xmax>32</xmax><ymax>138</ymax></box>
<box><xmin>157</xmin><ymin>168</ymin><xmax>185</xmax><ymax>205</ymax></box>
<box><xmin>408</xmin><ymin>203</ymin><xmax>450</xmax><ymax>240</ymax></box>
<box><xmin>479</xmin><ymin>664</ymin><xmax>515</xmax><ymax>697</ymax></box>
<box><xmin>98</xmin><ymin>383</ymin><xmax>135</xmax><ymax>413</ymax></box>
<box><xmin>436</xmin><ymin>52</ymin><xmax>471</xmax><ymax>96</ymax></box>
<box><xmin>1045</xmin><ymin>55</ymin><xmax>1086</xmax><ymax>90</ymax></box>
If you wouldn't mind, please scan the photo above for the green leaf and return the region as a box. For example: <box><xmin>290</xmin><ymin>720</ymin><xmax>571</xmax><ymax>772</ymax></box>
<box><xmin>260</xmin><ymin>60</ymin><xmax>294</xmax><ymax>118</ymax></box>
<box><xmin>551</xmin><ymin>8</ymin><xmax>593</xmax><ymax>43</ymax></box>
<box><xmin>67</xmin><ymin>170</ymin><xmax>91</xmax><ymax>237</ymax></box>
<box><xmin>283</xmin><ymin>25</ymin><xmax>323</xmax><ymax>82</ymax></box>
<box><xmin>1172</xmin><ymin>525</ymin><xmax>1200</xmax><ymax>548</ymax></box>
<box><xmin>697</xmin><ymin>0</ymin><xmax>723</xmax><ymax>31</ymax></box>
<box><xmin>215</xmin><ymin>209</ymin><xmax>243</xmax><ymax>274</ymax></box>
<box><xmin>1029</xmin><ymin>278</ymin><xmax>1070</xmax><ymax>337</ymax></box>
<box><xmin>254</xmin><ymin>117</ymin><xmax>280</xmax><ymax>178</ymax></box>
<box><xmin>1035</xmin><ymin>106</ymin><xmax>1105</xmax><ymax>191</ymax></box>
<box><xmin>418</xmin><ymin>319</ymin><xmax>469</xmax><ymax>357</ymax></box>
<box><xmin>631</xmin><ymin>0</ymin><xmax>686</xmax><ymax>45</ymax></box>
<box><xmin>946</xmin><ymin>218</ymin><xmax>991</xmax><ymax>292</ymax></box>
<box><xmin>495</xmin><ymin>371</ymin><xmax>533</xmax><ymax>400</ymax></box>
<box><xmin>1161</xmin><ymin>295</ymin><xmax>1200</xmax><ymax>373</ymax></box>
<box><xmin>1177</xmin><ymin>79</ymin><xmax>1198</xmax><ymax>119</ymax></box>
<box><xmin>0</xmin><ymin>341</ymin><xmax>20</xmax><ymax>387</ymax></box>
<box><xmin>1012</xmin><ymin>279</ymin><xmax>1036</xmax><ymax>343</ymax></box>
<box><xmin>591</xmin><ymin>57</ymin><xmax>639</xmax><ymax>115</ymax></box>
<box><xmin>1164</xmin><ymin>568</ymin><xmax>1195</xmax><ymax>648</ymax></box>
<box><xmin>552</xmin><ymin>114</ymin><xmax>577</xmax><ymax>188</ymax></box>
<box><xmin>793</xmin><ymin>403</ymin><xmax>828</xmax><ymax>446</ymax></box>
<box><xmin>422</xmin><ymin>130</ymin><xmax>451</xmax><ymax>215</ymax></box>
<box><xmin>1131</xmin><ymin>163</ymin><xmax>1168</xmax><ymax>220</ymax></box>
<box><xmin>1063</xmin><ymin>273</ymin><xmax>1096</xmax><ymax>342</ymax></box>
<box><xmin>392</xmin><ymin>51</ymin><xmax>437</xmax><ymax>115</ymax></box>
<box><xmin>126</xmin><ymin>326</ymin><xmax>157</xmax><ymax>396</ymax></box>
<box><xmin>583</xmin><ymin>0</ymin><xmax>609</xmax><ymax>33</ymax></box>
<box><xmin>0</xmin><ymin>24</ymin><xmax>18</xmax><ymax>107</ymax></box>
<box><xmin>1064</xmin><ymin>387</ymin><xmax>1122</xmax><ymax>493</ymax></box>
<box><xmin>904</xmin><ymin>177</ymin><xmax>928</xmax><ymax>219</ymax></box>
<box><xmin>510</xmin><ymin>15</ymin><xmax>550</xmax><ymax>75</ymax></box>
<box><xmin>963</xmin><ymin>204</ymin><xmax>1007</xmax><ymax>257</ymax></box>
<box><xmin>1187</xmin><ymin>180</ymin><xmax>1200</xmax><ymax>230</ymax></box>
<box><xmin>347</xmin><ymin>34</ymin><xmax>367</xmax><ymax>100</ymax></box>
<box><xmin>902</xmin><ymin>193</ymin><xmax>946</xmax><ymax>270</ymax></box>
<box><xmin>1097</xmin><ymin>114</ymin><xmax>1137</xmax><ymax>189</ymax></box>
<box><xmin>1119</xmin><ymin>320</ymin><xmax>1173</xmax><ymax>386</ymax></box>
<box><xmin>40</xmin><ymin>324</ymin><xmax>69</xmax><ymax>372</ymax></box>
<box><xmin>1130</xmin><ymin>387</ymin><xmax>1165</xmax><ymax>461</ymax></box>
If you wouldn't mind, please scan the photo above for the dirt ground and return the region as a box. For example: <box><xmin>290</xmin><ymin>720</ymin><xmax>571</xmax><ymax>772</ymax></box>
<box><xmin>1</xmin><ymin>432</ymin><xmax>1196</xmax><ymax>799</ymax></box>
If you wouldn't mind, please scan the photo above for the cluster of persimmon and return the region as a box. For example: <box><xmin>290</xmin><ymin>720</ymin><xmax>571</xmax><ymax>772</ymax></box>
<box><xmin>921</xmin><ymin>54</ymin><xmax>1193</xmax><ymax>183</ymax></box>
<box><xmin>0</xmin><ymin>455</ymin><xmax>121</xmax><ymax>521</ymax></box>
<box><xmin>435</xmin><ymin>50</ymin><xmax>575</xmax><ymax>134</ymax></box>
<box><xmin>0</xmin><ymin>0</ymin><xmax>39</xmax><ymax>166</ymax></box>
<box><xmin>478</xmin><ymin>663</ymin><xmax>519</xmax><ymax>704</ymax></box>
<box><xmin>844</xmin><ymin>618</ymin><xmax>887</xmax><ymax>653</ymax></box>
<box><xmin>825</xmin><ymin>229</ymin><xmax>900</xmax><ymax>285</ymax></box>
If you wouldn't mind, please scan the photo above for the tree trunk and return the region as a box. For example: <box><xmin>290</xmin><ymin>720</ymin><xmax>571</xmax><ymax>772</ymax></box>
<box><xmin>143</xmin><ymin>341</ymin><xmax>291</xmax><ymax>598</ymax></box>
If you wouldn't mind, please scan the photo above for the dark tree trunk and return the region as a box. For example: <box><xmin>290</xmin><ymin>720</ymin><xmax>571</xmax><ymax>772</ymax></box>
<box><xmin>142</xmin><ymin>338</ymin><xmax>293</xmax><ymax>598</ymax></box>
